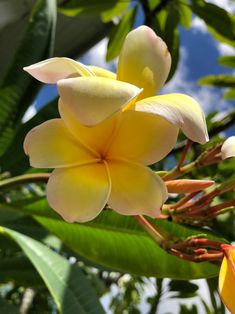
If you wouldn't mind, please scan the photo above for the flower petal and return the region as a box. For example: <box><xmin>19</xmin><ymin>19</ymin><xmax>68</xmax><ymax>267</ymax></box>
<box><xmin>221</xmin><ymin>136</ymin><xmax>235</xmax><ymax>159</ymax></box>
<box><xmin>107</xmin><ymin>111</ymin><xmax>178</xmax><ymax>165</ymax></box>
<box><xmin>24</xmin><ymin>119</ymin><xmax>96</xmax><ymax>168</ymax></box>
<box><xmin>23</xmin><ymin>57</ymin><xmax>93</xmax><ymax>83</ymax></box>
<box><xmin>219</xmin><ymin>245</ymin><xmax>235</xmax><ymax>313</ymax></box>
<box><xmin>57</xmin><ymin>76</ymin><xmax>141</xmax><ymax>126</ymax></box>
<box><xmin>107</xmin><ymin>160</ymin><xmax>168</xmax><ymax>216</ymax></box>
<box><xmin>136</xmin><ymin>94</ymin><xmax>209</xmax><ymax>144</ymax></box>
<box><xmin>47</xmin><ymin>163</ymin><xmax>111</xmax><ymax>222</ymax></box>
<box><xmin>88</xmin><ymin>66</ymin><xmax>116</xmax><ymax>79</ymax></box>
<box><xmin>117</xmin><ymin>25</ymin><xmax>171</xmax><ymax>99</ymax></box>
<box><xmin>59</xmin><ymin>99</ymin><xmax>119</xmax><ymax>155</ymax></box>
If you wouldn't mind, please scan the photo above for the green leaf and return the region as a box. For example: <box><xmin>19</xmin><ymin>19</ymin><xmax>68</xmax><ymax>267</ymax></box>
<box><xmin>180</xmin><ymin>304</ymin><xmax>198</xmax><ymax>314</ymax></box>
<box><xmin>177</xmin><ymin>0</ymin><xmax>191</xmax><ymax>28</ymax></box>
<box><xmin>169</xmin><ymin>280</ymin><xmax>199</xmax><ymax>294</ymax></box>
<box><xmin>153</xmin><ymin>2</ymin><xmax>180</xmax><ymax>80</ymax></box>
<box><xmin>106</xmin><ymin>6</ymin><xmax>137</xmax><ymax>61</ymax></box>
<box><xmin>23</xmin><ymin>206</ymin><xmax>219</xmax><ymax>280</ymax></box>
<box><xmin>0</xmin><ymin>296</ymin><xmax>19</xmax><ymax>314</ymax></box>
<box><xmin>198</xmin><ymin>75</ymin><xmax>235</xmax><ymax>87</ymax></box>
<box><xmin>0</xmin><ymin>0</ymin><xmax>56</xmax><ymax>158</ymax></box>
<box><xmin>0</xmin><ymin>255</ymin><xmax>44</xmax><ymax>287</ymax></box>
<box><xmin>101</xmin><ymin>1</ymin><xmax>129</xmax><ymax>22</ymax></box>
<box><xmin>191</xmin><ymin>0</ymin><xmax>235</xmax><ymax>42</ymax></box>
<box><xmin>1</xmin><ymin>199</ymin><xmax>224</xmax><ymax>279</ymax></box>
<box><xmin>224</xmin><ymin>87</ymin><xmax>235</xmax><ymax>99</ymax></box>
<box><xmin>219</xmin><ymin>55</ymin><xmax>235</xmax><ymax>68</ymax></box>
<box><xmin>59</xmin><ymin>0</ymin><xmax>122</xmax><ymax>16</ymax></box>
<box><xmin>0</xmin><ymin>226</ymin><xmax>105</xmax><ymax>314</ymax></box>
<box><xmin>0</xmin><ymin>99</ymin><xmax>58</xmax><ymax>175</ymax></box>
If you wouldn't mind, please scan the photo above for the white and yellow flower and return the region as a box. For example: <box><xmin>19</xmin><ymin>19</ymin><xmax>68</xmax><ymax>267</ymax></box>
<box><xmin>23</xmin><ymin>26</ymin><xmax>209</xmax><ymax>222</ymax></box>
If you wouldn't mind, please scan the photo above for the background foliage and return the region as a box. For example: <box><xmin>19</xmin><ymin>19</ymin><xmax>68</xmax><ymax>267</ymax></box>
<box><xmin>0</xmin><ymin>0</ymin><xmax>234</xmax><ymax>313</ymax></box>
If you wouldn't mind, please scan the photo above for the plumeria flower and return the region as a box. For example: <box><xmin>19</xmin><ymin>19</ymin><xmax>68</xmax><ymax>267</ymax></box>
<box><xmin>219</xmin><ymin>244</ymin><xmax>235</xmax><ymax>313</ymax></box>
<box><xmin>24</xmin><ymin>25</ymin><xmax>208</xmax><ymax>145</ymax></box>
<box><xmin>221</xmin><ymin>136</ymin><xmax>235</xmax><ymax>159</ymax></box>
<box><xmin>23</xmin><ymin>25</ymin><xmax>209</xmax><ymax>223</ymax></box>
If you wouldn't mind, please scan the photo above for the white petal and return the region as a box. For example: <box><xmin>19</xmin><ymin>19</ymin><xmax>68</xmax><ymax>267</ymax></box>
<box><xmin>57</xmin><ymin>76</ymin><xmax>141</xmax><ymax>126</ymax></box>
<box><xmin>23</xmin><ymin>57</ymin><xmax>93</xmax><ymax>83</ymax></box>
<box><xmin>221</xmin><ymin>136</ymin><xmax>235</xmax><ymax>159</ymax></box>
<box><xmin>117</xmin><ymin>25</ymin><xmax>171</xmax><ymax>99</ymax></box>
<box><xmin>136</xmin><ymin>93</ymin><xmax>209</xmax><ymax>144</ymax></box>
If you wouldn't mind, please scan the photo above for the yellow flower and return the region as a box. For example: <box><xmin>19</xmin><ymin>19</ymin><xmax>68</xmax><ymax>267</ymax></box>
<box><xmin>24</xmin><ymin>26</ymin><xmax>208</xmax><ymax>145</ymax></box>
<box><xmin>221</xmin><ymin>136</ymin><xmax>235</xmax><ymax>159</ymax></box>
<box><xmin>23</xmin><ymin>26</ymin><xmax>209</xmax><ymax>223</ymax></box>
<box><xmin>219</xmin><ymin>244</ymin><xmax>235</xmax><ymax>313</ymax></box>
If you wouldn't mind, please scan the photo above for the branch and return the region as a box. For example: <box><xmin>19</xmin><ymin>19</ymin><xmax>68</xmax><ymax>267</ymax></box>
<box><xmin>140</xmin><ymin>0</ymin><xmax>172</xmax><ymax>26</ymax></box>
<box><xmin>0</xmin><ymin>173</ymin><xmax>50</xmax><ymax>190</ymax></box>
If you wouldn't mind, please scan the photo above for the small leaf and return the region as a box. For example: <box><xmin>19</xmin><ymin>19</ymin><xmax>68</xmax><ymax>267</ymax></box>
<box><xmin>178</xmin><ymin>0</ymin><xmax>191</xmax><ymax>28</ymax></box>
<box><xmin>59</xmin><ymin>0</ymin><xmax>121</xmax><ymax>16</ymax></box>
<box><xmin>169</xmin><ymin>280</ymin><xmax>199</xmax><ymax>294</ymax></box>
<box><xmin>219</xmin><ymin>55</ymin><xmax>235</xmax><ymax>69</ymax></box>
<box><xmin>191</xmin><ymin>0</ymin><xmax>235</xmax><ymax>42</ymax></box>
<box><xmin>101</xmin><ymin>1</ymin><xmax>129</xmax><ymax>22</ymax></box>
<box><xmin>224</xmin><ymin>88</ymin><xmax>235</xmax><ymax>99</ymax></box>
<box><xmin>180</xmin><ymin>304</ymin><xmax>198</xmax><ymax>314</ymax></box>
<box><xmin>106</xmin><ymin>6</ymin><xmax>137</xmax><ymax>61</ymax></box>
<box><xmin>153</xmin><ymin>3</ymin><xmax>180</xmax><ymax>80</ymax></box>
<box><xmin>0</xmin><ymin>226</ymin><xmax>105</xmax><ymax>314</ymax></box>
<box><xmin>198</xmin><ymin>75</ymin><xmax>235</xmax><ymax>87</ymax></box>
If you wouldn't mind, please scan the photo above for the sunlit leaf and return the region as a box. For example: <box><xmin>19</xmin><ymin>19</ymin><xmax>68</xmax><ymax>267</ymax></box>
<box><xmin>178</xmin><ymin>0</ymin><xmax>191</xmax><ymax>28</ymax></box>
<box><xmin>59</xmin><ymin>0</ymin><xmax>122</xmax><ymax>16</ymax></box>
<box><xmin>106</xmin><ymin>6</ymin><xmax>137</xmax><ymax>61</ymax></box>
<box><xmin>198</xmin><ymin>75</ymin><xmax>235</xmax><ymax>87</ymax></box>
<box><xmin>101</xmin><ymin>1</ymin><xmax>129</xmax><ymax>22</ymax></box>
<box><xmin>224</xmin><ymin>88</ymin><xmax>235</xmax><ymax>99</ymax></box>
<box><xmin>219</xmin><ymin>55</ymin><xmax>235</xmax><ymax>68</ymax></box>
<box><xmin>0</xmin><ymin>226</ymin><xmax>105</xmax><ymax>314</ymax></box>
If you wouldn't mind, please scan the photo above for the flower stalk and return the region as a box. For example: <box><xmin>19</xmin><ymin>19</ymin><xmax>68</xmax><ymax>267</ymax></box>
<box><xmin>134</xmin><ymin>215</ymin><xmax>165</xmax><ymax>245</ymax></box>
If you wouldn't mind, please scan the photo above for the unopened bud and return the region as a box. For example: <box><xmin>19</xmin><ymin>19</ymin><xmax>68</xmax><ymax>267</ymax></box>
<box><xmin>165</xmin><ymin>179</ymin><xmax>214</xmax><ymax>194</ymax></box>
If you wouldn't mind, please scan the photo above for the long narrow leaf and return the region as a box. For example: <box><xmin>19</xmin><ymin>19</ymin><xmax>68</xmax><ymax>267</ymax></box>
<box><xmin>0</xmin><ymin>226</ymin><xmax>105</xmax><ymax>314</ymax></box>
<box><xmin>0</xmin><ymin>0</ymin><xmax>56</xmax><ymax>157</ymax></box>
